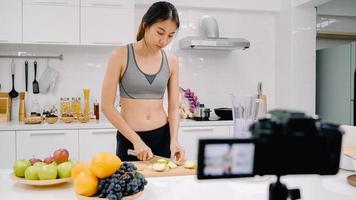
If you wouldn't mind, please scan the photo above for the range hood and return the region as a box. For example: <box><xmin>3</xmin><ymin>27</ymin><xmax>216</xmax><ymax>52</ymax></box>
<box><xmin>179</xmin><ymin>16</ymin><xmax>250</xmax><ymax>51</ymax></box>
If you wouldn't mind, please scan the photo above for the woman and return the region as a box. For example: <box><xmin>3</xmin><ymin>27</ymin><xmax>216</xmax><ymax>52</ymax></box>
<box><xmin>101</xmin><ymin>1</ymin><xmax>185</xmax><ymax>162</ymax></box>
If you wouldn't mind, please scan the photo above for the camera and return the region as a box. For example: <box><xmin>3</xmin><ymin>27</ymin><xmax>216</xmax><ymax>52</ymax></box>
<box><xmin>197</xmin><ymin>110</ymin><xmax>343</xmax><ymax>200</ymax></box>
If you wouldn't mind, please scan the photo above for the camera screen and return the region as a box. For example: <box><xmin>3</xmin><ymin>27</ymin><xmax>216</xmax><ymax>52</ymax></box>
<box><xmin>197</xmin><ymin>139</ymin><xmax>255</xmax><ymax>179</ymax></box>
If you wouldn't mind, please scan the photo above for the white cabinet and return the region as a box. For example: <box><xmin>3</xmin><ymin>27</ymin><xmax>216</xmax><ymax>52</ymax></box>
<box><xmin>78</xmin><ymin>129</ymin><xmax>117</xmax><ymax>162</ymax></box>
<box><xmin>23</xmin><ymin>0</ymin><xmax>80</xmax><ymax>44</ymax></box>
<box><xmin>80</xmin><ymin>0</ymin><xmax>134</xmax><ymax>45</ymax></box>
<box><xmin>178</xmin><ymin>126</ymin><xmax>232</xmax><ymax>161</ymax></box>
<box><xmin>0</xmin><ymin>131</ymin><xmax>16</xmax><ymax>169</ymax></box>
<box><xmin>0</xmin><ymin>0</ymin><xmax>22</xmax><ymax>43</ymax></box>
<box><xmin>16</xmin><ymin>130</ymin><xmax>79</xmax><ymax>161</ymax></box>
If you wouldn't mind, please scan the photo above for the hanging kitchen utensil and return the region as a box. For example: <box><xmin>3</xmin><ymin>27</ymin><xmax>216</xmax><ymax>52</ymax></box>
<box><xmin>39</xmin><ymin>59</ymin><xmax>59</xmax><ymax>94</ymax></box>
<box><xmin>33</xmin><ymin>60</ymin><xmax>39</xmax><ymax>94</ymax></box>
<box><xmin>25</xmin><ymin>60</ymin><xmax>28</xmax><ymax>92</ymax></box>
<box><xmin>9</xmin><ymin>59</ymin><xmax>19</xmax><ymax>98</ymax></box>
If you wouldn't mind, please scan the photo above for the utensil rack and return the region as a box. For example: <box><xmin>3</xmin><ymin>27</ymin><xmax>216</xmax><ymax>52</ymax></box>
<box><xmin>0</xmin><ymin>54</ymin><xmax>63</xmax><ymax>61</ymax></box>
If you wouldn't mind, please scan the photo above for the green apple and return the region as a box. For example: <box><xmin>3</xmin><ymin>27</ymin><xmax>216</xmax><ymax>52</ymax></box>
<box><xmin>24</xmin><ymin>166</ymin><xmax>39</xmax><ymax>180</ymax></box>
<box><xmin>33</xmin><ymin>162</ymin><xmax>46</xmax><ymax>167</ymax></box>
<box><xmin>69</xmin><ymin>159</ymin><xmax>78</xmax><ymax>166</ymax></box>
<box><xmin>37</xmin><ymin>163</ymin><xmax>58</xmax><ymax>180</ymax></box>
<box><xmin>57</xmin><ymin>161</ymin><xmax>73</xmax><ymax>178</ymax></box>
<box><xmin>13</xmin><ymin>159</ymin><xmax>31</xmax><ymax>178</ymax></box>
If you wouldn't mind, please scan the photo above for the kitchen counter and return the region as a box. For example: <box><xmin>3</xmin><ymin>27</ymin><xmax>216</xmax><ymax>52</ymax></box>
<box><xmin>1</xmin><ymin>169</ymin><xmax>356</xmax><ymax>200</ymax></box>
<box><xmin>0</xmin><ymin>119</ymin><xmax>233</xmax><ymax>131</ymax></box>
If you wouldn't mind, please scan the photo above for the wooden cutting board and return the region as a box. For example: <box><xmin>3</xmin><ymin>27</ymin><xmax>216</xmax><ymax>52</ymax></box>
<box><xmin>130</xmin><ymin>161</ymin><xmax>196</xmax><ymax>178</ymax></box>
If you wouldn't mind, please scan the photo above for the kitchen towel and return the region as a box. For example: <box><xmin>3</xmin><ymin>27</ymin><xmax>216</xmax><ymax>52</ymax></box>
<box><xmin>39</xmin><ymin>64</ymin><xmax>59</xmax><ymax>94</ymax></box>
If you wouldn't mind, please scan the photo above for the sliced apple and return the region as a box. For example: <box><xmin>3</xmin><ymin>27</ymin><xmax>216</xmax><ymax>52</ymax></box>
<box><xmin>167</xmin><ymin>161</ymin><xmax>177</xmax><ymax>169</ymax></box>
<box><xmin>156</xmin><ymin>158</ymin><xmax>168</xmax><ymax>164</ymax></box>
<box><xmin>152</xmin><ymin>163</ymin><xmax>167</xmax><ymax>172</ymax></box>
<box><xmin>184</xmin><ymin>160</ymin><xmax>196</xmax><ymax>169</ymax></box>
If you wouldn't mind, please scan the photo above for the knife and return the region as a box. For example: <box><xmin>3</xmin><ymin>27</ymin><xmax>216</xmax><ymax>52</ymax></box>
<box><xmin>127</xmin><ymin>149</ymin><xmax>183</xmax><ymax>165</ymax></box>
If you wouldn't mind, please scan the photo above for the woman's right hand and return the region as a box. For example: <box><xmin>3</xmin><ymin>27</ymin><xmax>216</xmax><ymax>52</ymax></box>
<box><xmin>133</xmin><ymin>140</ymin><xmax>153</xmax><ymax>161</ymax></box>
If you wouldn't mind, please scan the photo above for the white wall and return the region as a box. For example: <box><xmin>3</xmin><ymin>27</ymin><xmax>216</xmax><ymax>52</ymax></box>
<box><xmin>275</xmin><ymin>0</ymin><xmax>317</xmax><ymax>114</ymax></box>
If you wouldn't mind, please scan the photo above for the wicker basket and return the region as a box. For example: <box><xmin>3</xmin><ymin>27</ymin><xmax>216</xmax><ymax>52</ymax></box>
<box><xmin>78</xmin><ymin>115</ymin><xmax>89</xmax><ymax>123</ymax></box>
<box><xmin>24</xmin><ymin>116</ymin><xmax>42</xmax><ymax>124</ymax></box>
<box><xmin>61</xmin><ymin>116</ymin><xmax>74</xmax><ymax>123</ymax></box>
<box><xmin>45</xmin><ymin>117</ymin><xmax>58</xmax><ymax>124</ymax></box>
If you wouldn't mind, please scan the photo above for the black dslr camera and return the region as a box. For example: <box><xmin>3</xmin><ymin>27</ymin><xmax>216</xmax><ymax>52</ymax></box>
<box><xmin>197</xmin><ymin>110</ymin><xmax>343</xmax><ymax>200</ymax></box>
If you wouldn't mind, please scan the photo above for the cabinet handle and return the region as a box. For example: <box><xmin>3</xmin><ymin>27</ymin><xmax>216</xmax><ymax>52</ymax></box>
<box><xmin>91</xmin><ymin>42</ymin><xmax>122</xmax><ymax>45</ymax></box>
<box><xmin>92</xmin><ymin>131</ymin><xmax>115</xmax><ymax>135</ymax></box>
<box><xmin>181</xmin><ymin>127</ymin><xmax>214</xmax><ymax>132</ymax></box>
<box><xmin>91</xmin><ymin>3</ymin><xmax>123</xmax><ymax>8</ymax></box>
<box><xmin>34</xmin><ymin>0</ymin><xmax>68</xmax><ymax>5</ymax></box>
<box><xmin>35</xmin><ymin>40</ymin><xmax>69</xmax><ymax>44</ymax></box>
<box><xmin>0</xmin><ymin>39</ymin><xmax>9</xmax><ymax>42</ymax></box>
<box><xmin>30</xmin><ymin>132</ymin><xmax>65</xmax><ymax>136</ymax></box>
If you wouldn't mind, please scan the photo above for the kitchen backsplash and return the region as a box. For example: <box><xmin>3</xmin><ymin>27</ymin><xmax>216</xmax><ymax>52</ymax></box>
<box><xmin>0</xmin><ymin>6</ymin><xmax>275</xmax><ymax>120</ymax></box>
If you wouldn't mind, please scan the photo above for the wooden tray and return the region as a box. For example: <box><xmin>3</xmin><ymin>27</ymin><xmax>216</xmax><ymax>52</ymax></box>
<box><xmin>131</xmin><ymin>161</ymin><xmax>196</xmax><ymax>178</ymax></box>
<box><xmin>347</xmin><ymin>174</ymin><xmax>356</xmax><ymax>187</ymax></box>
<box><xmin>76</xmin><ymin>191</ymin><xmax>143</xmax><ymax>200</ymax></box>
<box><xmin>10</xmin><ymin>173</ymin><xmax>71</xmax><ymax>186</ymax></box>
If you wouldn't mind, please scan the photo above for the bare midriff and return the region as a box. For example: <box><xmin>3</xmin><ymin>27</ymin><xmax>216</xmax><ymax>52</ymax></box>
<box><xmin>120</xmin><ymin>97</ymin><xmax>168</xmax><ymax>132</ymax></box>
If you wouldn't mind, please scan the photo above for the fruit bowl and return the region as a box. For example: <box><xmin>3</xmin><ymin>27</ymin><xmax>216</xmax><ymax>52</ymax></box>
<box><xmin>45</xmin><ymin>116</ymin><xmax>58</xmax><ymax>124</ymax></box>
<box><xmin>24</xmin><ymin>116</ymin><xmax>42</xmax><ymax>124</ymax></box>
<box><xmin>10</xmin><ymin>172</ymin><xmax>71</xmax><ymax>186</ymax></box>
<box><xmin>78</xmin><ymin>115</ymin><xmax>89</xmax><ymax>123</ymax></box>
<box><xmin>76</xmin><ymin>191</ymin><xmax>143</xmax><ymax>200</ymax></box>
<box><xmin>61</xmin><ymin>116</ymin><xmax>74</xmax><ymax>123</ymax></box>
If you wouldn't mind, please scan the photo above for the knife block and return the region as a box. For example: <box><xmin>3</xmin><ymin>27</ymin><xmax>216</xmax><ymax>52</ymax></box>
<box><xmin>0</xmin><ymin>93</ymin><xmax>12</xmax><ymax>122</ymax></box>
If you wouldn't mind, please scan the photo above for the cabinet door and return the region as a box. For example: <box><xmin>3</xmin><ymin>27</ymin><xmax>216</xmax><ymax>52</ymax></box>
<box><xmin>81</xmin><ymin>0</ymin><xmax>134</xmax><ymax>45</ymax></box>
<box><xmin>178</xmin><ymin>126</ymin><xmax>231</xmax><ymax>161</ymax></box>
<box><xmin>0</xmin><ymin>0</ymin><xmax>22</xmax><ymax>43</ymax></box>
<box><xmin>79</xmin><ymin>129</ymin><xmax>117</xmax><ymax>162</ymax></box>
<box><xmin>23</xmin><ymin>0</ymin><xmax>80</xmax><ymax>44</ymax></box>
<box><xmin>0</xmin><ymin>131</ymin><xmax>16</xmax><ymax>169</ymax></box>
<box><xmin>16</xmin><ymin>130</ymin><xmax>79</xmax><ymax>160</ymax></box>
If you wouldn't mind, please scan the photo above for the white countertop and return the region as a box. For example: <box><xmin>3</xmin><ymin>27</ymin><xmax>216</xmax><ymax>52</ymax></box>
<box><xmin>1</xmin><ymin>169</ymin><xmax>356</xmax><ymax>200</ymax></box>
<box><xmin>0</xmin><ymin>119</ymin><xmax>233</xmax><ymax>131</ymax></box>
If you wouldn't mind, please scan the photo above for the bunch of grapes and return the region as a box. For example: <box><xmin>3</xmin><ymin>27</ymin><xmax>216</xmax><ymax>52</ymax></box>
<box><xmin>183</xmin><ymin>88</ymin><xmax>199</xmax><ymax>113</ymax></box>
<box><xmin>97</xmin><ymin>162</ymin><xmax>148</xmax><ymax>200</ymax></box>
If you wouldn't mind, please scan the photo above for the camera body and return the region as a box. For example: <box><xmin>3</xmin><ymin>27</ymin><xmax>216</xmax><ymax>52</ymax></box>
<box><xmin>197</xmin><ymin>110</ymin><xmax>343</xmax><ymax>179</ymax></box>
<box><xmin>251</xmin><ymin>110</ymin><xmax>342</xmax><ymax>176</ymax></box>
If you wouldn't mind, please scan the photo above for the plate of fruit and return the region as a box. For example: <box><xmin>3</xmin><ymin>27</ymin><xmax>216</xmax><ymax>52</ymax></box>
<box><xmin>73</xmin><ymin>152</ymin><xmax>147</xmax><ymax>200</ymax></box>
<box><xmin>11</xmin><ymin>148</ymin><xmax>76</xmax><ymax>186</ymax></box>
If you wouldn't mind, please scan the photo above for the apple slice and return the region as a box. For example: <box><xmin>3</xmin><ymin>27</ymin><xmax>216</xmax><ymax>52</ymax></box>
<box><xmin>167</xmin><ymin>161</ymin><xmax>177</xmax><ymax>169</ymax></box>
<box><xmin>156</xmin><ymin>158</ymin><xmax>168</xmax><ymax>164</ymax></box>
<box><xmin>184</xmin><ymin>160</ymin><xmax>196</xmax><ymax>169</ymax></box>
<box><xmin>152</xmin><ymin>163</ymin><xmax>167</xmax><ymax>172</ymax></box>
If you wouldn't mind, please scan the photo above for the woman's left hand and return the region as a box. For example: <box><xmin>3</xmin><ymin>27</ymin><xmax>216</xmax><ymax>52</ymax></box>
<box><xmin>170</xmin><ymin>140</ymin><xmax>185</xmax><ymax>162</ymax></box>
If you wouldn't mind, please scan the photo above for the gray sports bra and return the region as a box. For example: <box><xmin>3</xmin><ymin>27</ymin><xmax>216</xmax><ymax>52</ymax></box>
<box><xmin>119</xmin><ymin>44</ymin><xmax>170</xmax><ymax>99</ymax></box>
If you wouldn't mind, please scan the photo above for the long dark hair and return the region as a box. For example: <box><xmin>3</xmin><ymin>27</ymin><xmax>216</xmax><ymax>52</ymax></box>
<box><xmin>136</xmin><ymin>1</ymin><xmax>180</xmax><ymax>41</ymax></box>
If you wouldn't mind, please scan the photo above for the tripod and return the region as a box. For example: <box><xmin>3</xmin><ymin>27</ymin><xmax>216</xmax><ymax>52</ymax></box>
<box><xmin>269</xmin><ymin>175</ymin><xmax>300</xmax><ymax>200</ymax></box>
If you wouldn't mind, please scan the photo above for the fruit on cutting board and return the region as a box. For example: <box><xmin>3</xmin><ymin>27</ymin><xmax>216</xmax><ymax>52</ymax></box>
<box><xmin>152</xmin><ymin>162</ymin><xmax>168</xmax><ymax>172</ymax></box>
<box><xmin>74</xmin><ymin>169</ymin><xmax>98</xmax><ymax>197</ymax></box>
<box><xmin>13</xmin><ymin>159</ymin><xmax>31</xmax><ymax>178</ymax></box>
<box><xmin>167</xmin><ymin>161</ymin><xmax>177</xmax><ymax>169</ymax></box>
<box><xmin>184</xmin><ymin>160</ymin><xmax>196</xmax><ymax>169</ymax></box>
<box><xmin>156</xmin><ymin>158</ymin><xmax>168</xmax><ymax>164</ymax></box>
<box><xmin>53</xmin><ymin>148</ymin><xmax>69</xmax><ymax>164</ymax></box>
<box><xmin>91</xmin><ymin>152</ymin><xmax>122</xmax><ymax>178</ymax></box>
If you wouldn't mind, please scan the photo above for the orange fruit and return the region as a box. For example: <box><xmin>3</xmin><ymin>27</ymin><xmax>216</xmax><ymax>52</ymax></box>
<box><xmin>90</xmin><ymin>152</ymin><xmax>122</xmax><ymax>178</ymax></box>
<box><xmin>71</xmin><ymin>162</ymin><xmax>90</xmax><ymax>180</ymax></box>
<box><xmin>74</xmin><ymin>169</ymin><xmax>98</xmax><ymax>197</ymax></box>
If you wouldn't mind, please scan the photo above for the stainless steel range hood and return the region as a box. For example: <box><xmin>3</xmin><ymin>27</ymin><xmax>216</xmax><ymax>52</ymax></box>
<box><xmin>179</xmin><ymin>16</ymin><xmax>250</xmax><ymax>51</ymax></box>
